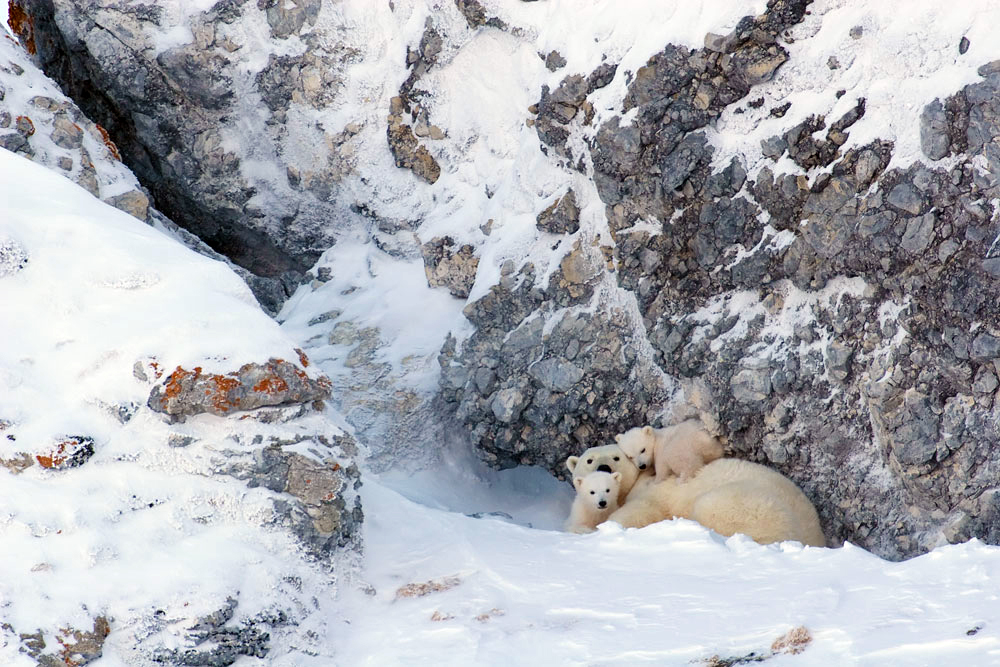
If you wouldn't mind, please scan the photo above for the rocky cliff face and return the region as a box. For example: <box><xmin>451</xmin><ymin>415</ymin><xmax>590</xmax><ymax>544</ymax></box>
<box><xmin>15</xmin><ymin>0</ymin><xmax>1000</xmax><ymax>560</ymax></box>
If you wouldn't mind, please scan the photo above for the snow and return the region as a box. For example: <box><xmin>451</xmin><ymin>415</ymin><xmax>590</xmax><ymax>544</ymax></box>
<box><xmin>710</xmin><ymin>0</ymin><xmax>1000</xmax><ymax>177</ymax></box>
<box><xmin>9</xmin><ymin>0</ymin><xmax>1000</xmax><ymax>664</ymax></box>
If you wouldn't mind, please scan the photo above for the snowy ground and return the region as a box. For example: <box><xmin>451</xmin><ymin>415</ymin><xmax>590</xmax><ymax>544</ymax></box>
<box><xmin>9</xmin><ymin>0</ymin><xmax>1000</xmax><ymax>664</ymax></box>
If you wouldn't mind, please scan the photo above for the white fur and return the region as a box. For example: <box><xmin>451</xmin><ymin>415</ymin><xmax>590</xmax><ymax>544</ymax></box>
<box><xmin>605</xmin><ymin>458</ymin><xmax>825</xmax><ymax>547</ymax></box>
<box><xmin>565</xmin><ymin>444</ymin><xmax>639</xmax><ymax>506</ymax></box>
<box><xmin>565</xmin><ymin>471</ymin><xmax>622</xmax><ymax>534</ymax></box>
<box><xmin>615</xmin><ymin>420</ymin><xmax>724</xmax><ymax>482</ymax></box>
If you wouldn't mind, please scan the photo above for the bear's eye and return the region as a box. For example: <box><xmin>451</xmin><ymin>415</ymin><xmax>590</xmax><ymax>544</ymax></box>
<box><xmin>640</xmin><ymin>448</ymin><xmax>646</xmax><ymax>453</ymax></box>
<box><xmin>589</xmin><ymin>490</ymin><xmax>595</xmax><ymax>494</ymax></box>
<box><xmin>586</xmin><ymin>458</ymin><xmax>593</xmax><ymax>464</ymax></box>
<box><xmin>606</xmin><ymin>488</ymin><xmax>610</xmax><ymax>493</ymax></box>
<box><xmin>613</xmin><ymin>456</ymin><xmax>620</xmax><ymax>461</ymax></box>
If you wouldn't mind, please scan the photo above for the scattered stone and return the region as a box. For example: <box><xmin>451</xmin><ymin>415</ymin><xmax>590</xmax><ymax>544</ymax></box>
<box><xmin>35</xmin><ymin>436</ymin><xmax>95</xmax><ymax>470</ymax></box>
<box><xmin>544</xmin><ymin>50</ymin><xmax>567</xmax><ymax>71</ymax></box>
<box><xmin>535</xmin><ymin>189</ymin><xmax>581</xmax><ymax>234</ymax></box>
<box><xmin>960</xmin><ymin>36</ymin><xmax>970</xmax><ymax>55</ymax></box>
<box><xmin>421</xmin><ymin>236</ymin><xmax>479</xmax><ymax>298</ymax></box>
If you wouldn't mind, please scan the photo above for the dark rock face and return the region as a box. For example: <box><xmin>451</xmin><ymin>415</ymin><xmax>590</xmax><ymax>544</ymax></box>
<box><xmin>14</xmin><ymin>0</ymin><xmax>357</xmax><ymax>305</ymax></box>
<box><xmin>439</xmin><ymin>248</ymin><xmax>669</xmax><ymax>472</ymax></box>
<box><xmin>536</xmin><ymin>189</ymin><xmax>580</xmax><ymax>235</ymax></box>
<box><xmin>439</xmin><ymin>0</ymin><xmax>1000</xmax><ymax>560</ymax></box>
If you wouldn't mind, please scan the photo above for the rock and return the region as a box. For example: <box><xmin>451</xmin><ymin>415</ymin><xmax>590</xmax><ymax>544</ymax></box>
<box><xmin>15</xmin><ymin>616</ymin><xmax>110</xmax><ymax>667</ymax></box>
<box><xmin>105</xmin><ymin>190</ymin><xmax>150</xmax><ymax>221</ymax></box>
<box><xmin>147</xmin><ymin>358</ymin><xmax>332</xmax><ymax>418</ymax></box>
<box><xmin>421</xmin><ymin>236</ymin><xmax>479</xmax><ymax>298</ymax></box>
<box><xmin>920</xmin><ymin>99</ymin><xmax>950</xmax><ymax>160</ymax></box>
<box><xmin>887</xmin><ymin>183</ymin><xmax>924</xmax><ymax>215</ymax></box>
<box><xmin>535</xmin><ymin>189</ymin><xmax>580</xmax><ymax>234</ymax></box>
<box><xmin>35</xmin><ymin>435</ymin><xmax>95</xmax><ymax>470</ymax></box>
<box><xmin>232</xmin><ymin>442</ymin><xmax>363</xmax><ymax>557</ymax></box>
<box><xmin>387</xmin><ymin>99</ymin><xmax>441</xmax><ymax>184</ymax></box>
<box><xmin>544</xmin><ymin>50</ymin><xmax>567</xmax><ymax>71</ymax></box>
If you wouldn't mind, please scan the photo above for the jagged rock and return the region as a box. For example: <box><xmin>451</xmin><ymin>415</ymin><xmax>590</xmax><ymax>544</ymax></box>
<box><xmin>14</xmin><ymin>0</ymin><xmax>352</xmax><ymax>298</ymax></box>
<box><xmin>147</xmin><ymin>357</ymin><xmax>331</xmax><ymax>418</ymax></box>
<box><xmin>230</xmin><ymin>442</ymin><xmax>363</xmax><ymax>558</ymax></box>
<box><xmin>440</xmin><ymin>0</ymin><xmax>1000</xmax><ymax>560</ymax></box>
<box><xmin>536</xmin><ymin>189</ymin><xmax>580</xmax><ymax>234</ymax></box>
<box><xmin>34</xmin><ymin>435</ymin><xmax>95</xmax><ymax>469</ymax></box>
<box><xmin>16</xmin><ymin>616</ymin><xmax>110</xmax><ymax>667</ymax></box>
<box><xmin>440</xmin><ymin>256</ymin><xmax>669</xmax><ymax>472</ymax></box>
<box><xmin>150</xmin><ymin>597</ymin><xmax>282</xmax><ymax>666</ymax></box>
<box><xmin>421</xmin><ymin>236</ymin><xmax>479</xmax><ymax>298</ymax></box>
<box><xmin>387</xmin><ymin>97</ymin><xmax>442</xmax><ymax>184</ymax></box>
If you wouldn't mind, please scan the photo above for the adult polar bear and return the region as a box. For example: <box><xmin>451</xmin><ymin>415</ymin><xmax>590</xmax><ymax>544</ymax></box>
<box><xmin>606</xmin><ymin>458</ymin><xmax>826</xmax><ymax>547</ymax></box>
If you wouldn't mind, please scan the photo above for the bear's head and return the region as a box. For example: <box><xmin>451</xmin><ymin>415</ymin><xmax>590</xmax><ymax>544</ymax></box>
<box><xmin>566</xmin><ymin>444</ymin><xmax>639</xmax><ymax>505</ymax></box>
<box><xmin>614</xmin><ymin>425</ymin><xmax>657</xmax><ymax>472</ymax></box>
<box><xmin>574</xmin><ymin>471</ymin><xmax>621</xmax><ymax>513</ymax></box>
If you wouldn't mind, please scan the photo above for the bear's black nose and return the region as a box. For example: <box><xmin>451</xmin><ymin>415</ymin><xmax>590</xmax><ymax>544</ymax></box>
<box><xmin>598</xmin><ymin>500</ymin><xmax>607</xmax><ymax>508</ymax></box>
<box><xmin>638</xmin><ymin>463</ymin><xmax>647</xmax><ymax>470</ymax></box>
<box><xmin>597</xmin><ymin>464</ymin><xmax>612</xmax><ymax>473</ymax></box>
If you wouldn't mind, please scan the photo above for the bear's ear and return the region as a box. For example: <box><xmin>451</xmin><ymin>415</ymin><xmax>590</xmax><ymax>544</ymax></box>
<box><xmin>573</xmin><ymin>477</ymin><xmax>583</xmax><ymax>490</ymax></box>
<box><xmin>614</xmin><ymin>434</ymin><xmax>622</xmax><ymax>443</ymax></box>
<box><xmin>643</xmin><ymin>425</ymin><xmax>653</xmax><ymax>435</ymax></box>
<box><xmin>566</xmin><ymin>456</ymin><xmax>579</xmax><ymax>474</ymax></box>
<box><xmin>612</xmin><ymin>471</ymin><xmax>621</xmax><ymax>482</ymax></box>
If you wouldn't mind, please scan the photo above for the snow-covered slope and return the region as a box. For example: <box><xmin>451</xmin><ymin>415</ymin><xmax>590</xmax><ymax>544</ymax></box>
<box><xmin>0</xmin><ymin>148</ymin><xmax>357</xmax><ymax>665</ymax></box>
<box><xmin>11</xmin><ymin>0</ymin><xmax>1000</xmax><ymax>664</ymax></box>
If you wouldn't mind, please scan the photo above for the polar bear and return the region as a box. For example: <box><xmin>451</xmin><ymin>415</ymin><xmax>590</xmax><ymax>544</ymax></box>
<box><xmin>605</xmin><ymin>458</ymin><xmax>825</xmax><ymax>547</ymax></box>
<box><xmin>615</xmin><ymin>420</ymin><xmax>724</xmax><ymax>482</ymax></box>
<box><xmin>565</xmin><ymin>471</ymin><xmax>622</xmax><ymax>533</ymax></box>
<box><xmin>566</xmin><ymin>444</ymin><xmax>640</xmax><ymax>506</ymax></box>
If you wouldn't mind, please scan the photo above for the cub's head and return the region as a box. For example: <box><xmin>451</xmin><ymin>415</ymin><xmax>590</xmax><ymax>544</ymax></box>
<box><xmin>573</xmin><ymin>471</ymin><xmax>621</xmax><ymax>512</ymax></box>
<box><xmin>565</xmin><ymin>444</ymin><xmax>637</xmax><ymax>482</ymax></box>
<box><xmin>614</xmin><ymin>426</ymin><xmax>656</xmax><ymax>471</ymax></box>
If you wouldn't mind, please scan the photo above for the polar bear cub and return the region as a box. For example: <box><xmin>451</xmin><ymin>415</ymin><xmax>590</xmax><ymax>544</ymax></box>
<box><xmin>565</xmin><ymin>471</ymin><xmax>621</xmax><ymax>533</ymax></box>
<box><xmin>566</xmin><ymin>444</ymin><xmax>640</xmax><ymax>506</ymax></box>
<box><xmin>615</xmin><ymin>419</ymin><xmax>724</xmax><ymax>482</ymax></box>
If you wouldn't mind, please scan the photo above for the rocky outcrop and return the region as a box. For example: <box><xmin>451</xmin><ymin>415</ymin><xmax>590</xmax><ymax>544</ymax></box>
<box><xmin>437</xmin><ymin>0</ymin><xmax>1000</xmax><ymax>561</ymax></box>
<box><xmin>10</xmin><ymin>0</ymin><xmax>356</xmax><ymax>297</ymax></box>
<box><xmin>0</xmin><ymin>31</ymin><xmax>149</xmax><ymax>220</ymax></box>
<box><xmin>421</xmin><ymin>236</ymin><xmax>479</xmax><ymax>298</ymax></box>
<box><xmin>146</xmin><ymin>357</ymin><xmax>331</xmax><ymax>418</ymax></box>
<box><xmin>228</xmin><ymin>438</ymin><xmax>363</xmax><ymax>559</ymax></box>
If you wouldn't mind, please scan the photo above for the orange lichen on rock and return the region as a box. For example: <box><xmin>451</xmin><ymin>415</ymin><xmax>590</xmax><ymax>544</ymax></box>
<box><xmin>94</xmin><ymin>123</ymin><xmax>122</xmax><ymax>161</ymax></box>
<box><xmin>210</xmin><ymin>374</ymin><xmax>240</xmax><ymax>413</ymax></box>
<box><xmin>15</xmin><ymin>115</ymin><xmax>34</xmax><ymax>136</ymax></box>
<box><xmin>253</xmin><ymin>375</ymin><xmax>289</xmax><ymax>394</ymax></box>
<box><xmin>35</xmin><ymin>436</ymin><xmax>95</xmax><ymax>470</ymax></box>
<box><xmin>148</xmin><ymin>358</ymin><xmax>332</xmax><ymax>417</ymax></box>
<box><xmin>296</xmin><ymin>348</ymin><xmax>311</xmax><ymax>367</ymax></box>
<box><xmin>8</xmin><ymin>2</ymin><xmax>35</xmax><ymax>55</ymax></box>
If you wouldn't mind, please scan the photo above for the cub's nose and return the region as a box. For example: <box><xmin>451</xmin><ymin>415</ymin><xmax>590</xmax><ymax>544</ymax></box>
<box><xmin>638</xmin><ymin>463</ymin><xmax>647</xmax><ymax>470</ymax></box>
<box><xmin>598</xmin><ymin>500</ymin><xmax>607</xmax><ymax>508</ymax></box>
<box><xmin>597</xmin><ymin>464</ymin><xmax>612</xmax><ymax>473</ymax></box>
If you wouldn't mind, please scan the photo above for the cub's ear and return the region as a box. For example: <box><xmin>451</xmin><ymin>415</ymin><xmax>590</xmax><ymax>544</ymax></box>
<box><xmin>611</xmin><ymin>472</ymin><xmax>621</xmax><ymax>482</ymax></box>
<box><xmin>642</xmin><ymin>425</ymin><xmax>654</xmax><ymax>435</ymax></box>
<box><xmin>573</xmin><ymin>477</ymin><xmax>583</xmax><ymax>490</ymax></box>
<box><xmin>566</xmin><ymin>456</ymin><xmax>579</xmax><ymax>474</ymax></box>
<box><xmin>614</xmin><ymin>434</ymin><xmax>622</xmax><ymax>443</ymax></box>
